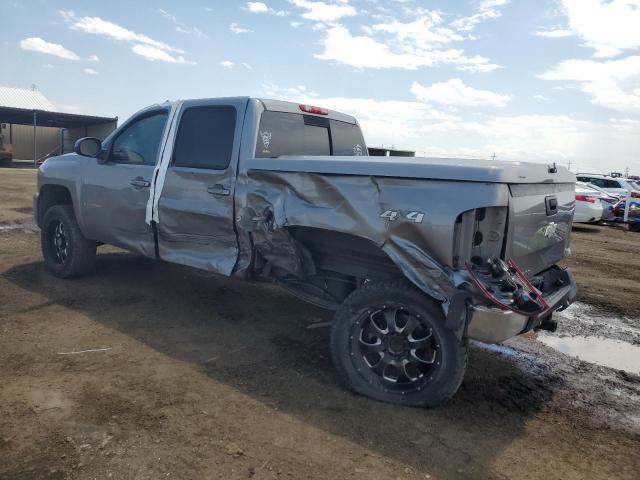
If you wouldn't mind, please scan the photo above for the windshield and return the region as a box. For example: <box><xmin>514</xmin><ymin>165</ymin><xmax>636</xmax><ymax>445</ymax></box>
<box><xmin>255</xmin><ymin>111</ymin><xmax>366</xmax><ymax>158</ymax></box>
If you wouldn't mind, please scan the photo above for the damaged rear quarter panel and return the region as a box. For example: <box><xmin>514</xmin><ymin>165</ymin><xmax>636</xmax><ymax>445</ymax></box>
<box><xmin>234</xmin><ymin>168</ymin><xmax>509</xmax><ymax>302</ymax></box>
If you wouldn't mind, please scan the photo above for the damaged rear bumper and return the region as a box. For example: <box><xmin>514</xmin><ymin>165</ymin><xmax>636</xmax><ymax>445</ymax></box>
<box><xmin>467</xmin><ymin>266</ymin><xmax>577</xmax><ymax>344</ymax></box>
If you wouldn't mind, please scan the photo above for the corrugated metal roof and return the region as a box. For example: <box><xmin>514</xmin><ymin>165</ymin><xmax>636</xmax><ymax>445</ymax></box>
<box><xmin>0</xmin><ymin>85</ymin><xmax>57</xmax><ymax>111</ymax></box>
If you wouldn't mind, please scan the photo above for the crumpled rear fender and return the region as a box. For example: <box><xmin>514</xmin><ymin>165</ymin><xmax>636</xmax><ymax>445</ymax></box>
<box><xmin>233</xmin><ymin>170</ymin><xmax>509</xmax><ymax>305</ymax></box>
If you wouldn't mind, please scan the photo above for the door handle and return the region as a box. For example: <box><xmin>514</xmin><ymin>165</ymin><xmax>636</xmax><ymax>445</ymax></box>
<box><xmin>130</xmin><ymin>177</ymin><xmax>150</xmax><ymax>188</ymax></box>
<box><xmin>207</xmin><ymin>184</ymin><xmax>231</xmax><ymax>196</ymax></box>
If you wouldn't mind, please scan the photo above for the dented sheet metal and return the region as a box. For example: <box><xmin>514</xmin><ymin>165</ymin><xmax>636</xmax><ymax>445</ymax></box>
<box><xmin>234</xmin><ymin>169</ymin><xmax>510</xmax><ymax>302</ymax></box>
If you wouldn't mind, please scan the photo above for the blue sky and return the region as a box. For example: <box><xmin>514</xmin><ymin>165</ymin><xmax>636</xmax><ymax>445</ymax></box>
<box><xmin>3</xmin><ymin>0</ymin><xmax>640</xmax><ymax>173</ymax></box>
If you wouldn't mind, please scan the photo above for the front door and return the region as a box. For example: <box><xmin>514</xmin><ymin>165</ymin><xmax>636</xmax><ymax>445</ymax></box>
<box><xmin>156</xmin><ymin>99</ymin><xmax>246</xmax><ymax>275</ymax></box>
<box><xmin>81</xmin><ymin>109</ymin><xmax>169</xmax><ymax>257</ymax></box>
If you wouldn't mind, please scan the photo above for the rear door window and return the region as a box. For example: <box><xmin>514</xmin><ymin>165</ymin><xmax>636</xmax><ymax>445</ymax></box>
<box><xmin>173</xmin><ymin>106</ymin><xmax>237</xmax><ymax>170</ymax></box>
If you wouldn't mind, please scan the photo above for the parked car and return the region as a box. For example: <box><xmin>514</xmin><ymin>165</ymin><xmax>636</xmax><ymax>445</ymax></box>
<box><xmin>574</xmin><ymin>183</ymin><xmax>604</xmax><ymax>223</ymax></box>
<box><xmin>576</xmin><ymin>173</ymin><xmax>640</xmax><ymax>198</ymax></box>
<box><xmin>34</xmin><ymin>97</ymin><xmax>577</xmax><ymax>407</ymax></box>
<box><xmin>575</xmin><ymin>182</ymin><xmax>617</xmax><ymax>221</ymax></box>
<box><xmin>612</xmin><ymin>199</ymin><xmax>640</xmax><ymax>232</ymax></box>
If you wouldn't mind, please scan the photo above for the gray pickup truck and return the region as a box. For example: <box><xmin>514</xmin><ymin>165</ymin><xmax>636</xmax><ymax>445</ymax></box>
<box><xmin>35</xmin><ymin>97</ymin><xmax>577</xmax><ymax>406</ymax></box>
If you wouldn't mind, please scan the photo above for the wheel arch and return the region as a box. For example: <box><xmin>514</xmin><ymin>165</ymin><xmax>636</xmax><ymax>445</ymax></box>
<box><xmin>286</xmin><ymin>226</ymin><xmax>401</xmax><ymax>281</ymax></box>
<box><xmin>37</xmin><ymin>184</ymin><xmax>73</xmax><ymax>228</ymax></box>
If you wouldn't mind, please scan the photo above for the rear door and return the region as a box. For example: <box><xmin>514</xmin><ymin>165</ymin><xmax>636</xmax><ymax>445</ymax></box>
<box><xmin>156</xmin><ymin>98</ymin><xmax>246</xmax><ymax>275</ymax></box>
<box><xmin>81</xmin><ymin>109</ymin><xmax>168</xmax><ymax>256</ymax></box>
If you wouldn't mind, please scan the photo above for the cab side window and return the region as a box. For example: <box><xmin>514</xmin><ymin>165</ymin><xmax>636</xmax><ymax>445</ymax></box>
<box><xmin>111</xmin><ymin>112</ymin><xmax>168</xmax><ymax>165</ymax></box>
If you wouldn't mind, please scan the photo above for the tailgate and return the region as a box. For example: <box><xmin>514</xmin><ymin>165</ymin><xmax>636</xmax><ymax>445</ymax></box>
<box><xmin>505</xmin><ymin>183</ymin><xmax>574</xmax><ymax>277</ymax></box>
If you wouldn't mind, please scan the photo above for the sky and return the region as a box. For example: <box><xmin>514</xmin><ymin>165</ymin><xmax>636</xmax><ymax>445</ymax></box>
<box><xmin>2</xmin><ymin>0</ymin><xmax>640</xmax><ymax>174</ymax></box>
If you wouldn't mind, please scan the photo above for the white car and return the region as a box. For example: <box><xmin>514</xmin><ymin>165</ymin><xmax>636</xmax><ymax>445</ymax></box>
<box><xmin>576</xmin><ymin>181</ymin><xmax>620</xmax><ymax>221</ymax></box>
<box><xmin>576</xmin><ymin>173</ymin><xmax>640</xmax><ymax>197</ymax></box>
<box><xmin>574</xmin><ymin>182</ymin><xmax>604</xmax><ymax>223</ymax></box>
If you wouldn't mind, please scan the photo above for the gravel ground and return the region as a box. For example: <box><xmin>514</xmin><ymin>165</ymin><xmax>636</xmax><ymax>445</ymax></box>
<box><xmin>1</xmin><ymin>167</ymin><xmax>639</xmax><ymax>480</ymax></box>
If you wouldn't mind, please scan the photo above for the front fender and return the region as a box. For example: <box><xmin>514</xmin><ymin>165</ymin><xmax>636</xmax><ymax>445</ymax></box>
<box><xmin>38</xmin><ymin>154</ymin><xmax>86</xmax><ymax>229</ymax></box>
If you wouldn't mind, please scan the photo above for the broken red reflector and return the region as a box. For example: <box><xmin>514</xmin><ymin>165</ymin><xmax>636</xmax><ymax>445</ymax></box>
<box><xmin>299</xmin><ymin>104</ymin><xmax>328</xmax><ymax>115</ymax></box>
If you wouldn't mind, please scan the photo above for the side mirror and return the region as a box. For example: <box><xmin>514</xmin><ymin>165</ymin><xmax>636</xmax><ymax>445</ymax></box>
<box><xmin>74</xmin><ymin>137</ymin><xmax>102</xmax><ymax>158</ymax></box>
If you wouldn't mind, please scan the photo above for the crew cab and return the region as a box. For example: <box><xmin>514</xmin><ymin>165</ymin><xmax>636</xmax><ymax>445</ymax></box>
<box><xmin>35</xmin><ymin>97</ymin><xmax>577</xmax><ymax>406</ymax></box>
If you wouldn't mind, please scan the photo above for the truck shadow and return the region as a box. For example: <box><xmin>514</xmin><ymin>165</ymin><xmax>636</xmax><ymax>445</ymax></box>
<box><xmin>5</xmin><ymin>252</ymin><xmax>562</xmax><ymax>479</ymax></box>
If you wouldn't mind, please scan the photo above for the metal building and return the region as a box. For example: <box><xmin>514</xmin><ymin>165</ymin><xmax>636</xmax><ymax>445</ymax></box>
<box><xmin>0</xmin><ymin>85</ymin><xmax>117</xmax><ymax>167</ymax></box>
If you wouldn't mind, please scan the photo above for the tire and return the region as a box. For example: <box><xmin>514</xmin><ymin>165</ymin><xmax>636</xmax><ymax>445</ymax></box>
<box><xmin>330</xmin><ymin>279</ymin><xmax>467</xmax><ymax>407</ymax></box>
<box><xmin>630</xmin><ymin>222</ymin><xmax>640</xmax><ymax>233</ymax></box>
<box><xmin>41</xmin><ymin>205</ymin><xmax>96</xmax><ymax>278</ymax></box>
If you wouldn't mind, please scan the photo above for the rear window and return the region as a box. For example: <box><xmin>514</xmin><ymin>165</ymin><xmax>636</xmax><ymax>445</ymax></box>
<box><xmin>330</xmin><ymin>119</ymin><xmax>366</xmax><ymax>156</ymax></box>
<box><xmin>255</xmin><ymin>111</ymin><xmax>365</xmax><ymax>158</ymax></box>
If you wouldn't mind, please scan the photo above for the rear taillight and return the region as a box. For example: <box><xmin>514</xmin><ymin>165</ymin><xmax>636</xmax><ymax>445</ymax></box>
<box><xmin>299</xmin><ymin>104</ymin><xmax>328</xmax><ymax>115</ymax></box>
<box><xmin>575</xmin><ymin>194</ymin><xmax>597</xmax><ymax>203</ymax></box>
<box><xmin>631</xmin><ymin>191</ymin><xmax>640</xmax><ymax>199</ymax></box>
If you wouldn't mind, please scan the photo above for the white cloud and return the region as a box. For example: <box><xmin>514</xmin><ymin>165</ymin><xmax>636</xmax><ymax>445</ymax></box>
<box><xmin>411</xmin><ymin>78</ymin><xmax>511</xmax><ymax>107</ymax></box>
<box><xmin>60</xmin><ymin>10</ymin><xmax>194</xmax><ymax>63</ymax></box>
<box><xmin>289</xmin><ymin>0</ymin><xmax>357</xmax><ymax>22</ymax></box>
<box><xmin>83</xmin><ymin>67</ymin><xmax>98</xmax><ymax>75</ymax></box>
<box><xmin>315</xmin><ymin>26</ymin><xmax>499</xmax><ymax>72</ymax></box>
<box><xmin>535</xmin><ymin>29</ymin><xmax>573</xmax><ymax>38</ymax></box>
<box><xmin>246</xmin><ymin>2</ymin><xmax>288</xmax><ymax>16</ymax></box>
<box><xmin>131</xmin><ymin>44</ymin><xmax>193</xmax><ymax>64</ymax></box>
<box><xmin>241</xmin><ymin>62</ymin><xmax>253</xmax><ymax>70</ymax></box>
<box><xmin>422</xmin><ymin>115</ymin><xmax>640</xmax><ymax>172</ymax></box>
<box><xmin>310</xmin><ymin>3</ymin><xmax>506</xmax><ymax>72</ymax></box>
<box><xmin>220</xmin><ymin>60</ymin><xmax>234</xmax><ymax>68</ymax></box>
<box><xmin>20</xmin><ymin>37</ymin><xmax>80</xmax><ymax>60</ymax></box>
<box><xmin>88</xmin><ymin>54</ymin><xmax>100</xmax><ymax>62</ymax></box>
<box><xmin>247</xmin><ymin>2</ymin><xmax>269</xmax><ymax>13</ymax></box>
<box><xmin>158</xmin><ymin>8</ymin><xmax>207</xmax><ymax>38</ymax></box>
<box><xmin>371</xmin><ymin>12</ymin><xmax>464</xmax><ymax>48</ymax></box>
<box><xmin>450</xmin><ymin>0</ymin><xmax>510</xmax><ymax>32</ymax></box>
<box><xmin>230</xmin><ymin>22</ymin><xmax>252</xmax><ymax>34</ymax></box>
<box><xmin>533</xmin><ymin>94</ymin><xmax>547</xmax><ymax>100</ymax></box>
<box><xmin>558</xmin><ymin>0</ymin><xmax>640</xmax><ymax>58</ymax></box>
<box><xmin>540</xmin><ymin>55</ymin><xmax>640</xmax><ymax>112</ymax></box>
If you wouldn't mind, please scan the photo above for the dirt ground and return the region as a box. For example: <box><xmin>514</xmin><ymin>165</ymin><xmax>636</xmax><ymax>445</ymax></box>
<box><xmin>1</xmin><ymin>166</ymin><xmax>639</xmax><ymax>480</ymax></box>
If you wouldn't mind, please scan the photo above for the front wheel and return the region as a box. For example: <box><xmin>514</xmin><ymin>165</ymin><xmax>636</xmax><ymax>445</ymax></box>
<box><xmin>630</xmin><ymin>222</ymin><xmax>640</xmax><ymax>233</ymax></box>
<box><xmin>330</xmin><ymin>279</ymin><xmax>467</xmax><ymax>407</ymax></box>
<box><xmin>41</xmin><ymin>205</ymin><xmax>97</xmax><ymax>278</ymax></box>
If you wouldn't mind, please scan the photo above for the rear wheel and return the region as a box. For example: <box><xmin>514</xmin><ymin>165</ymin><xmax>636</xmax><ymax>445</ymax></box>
<box><xmin>330</xmin><ymin>279</ymin><xmax>467</xmax><ymax>407</ymax></box>
<box><xmin>629</xmin><ymin>222</ymin><xmax>640</xmax><ymax>233</ymax></box>
<box><xmin>41</xmin><ymin>205</ymin><xmax>96</xmax><ymax>278</ymax></box>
